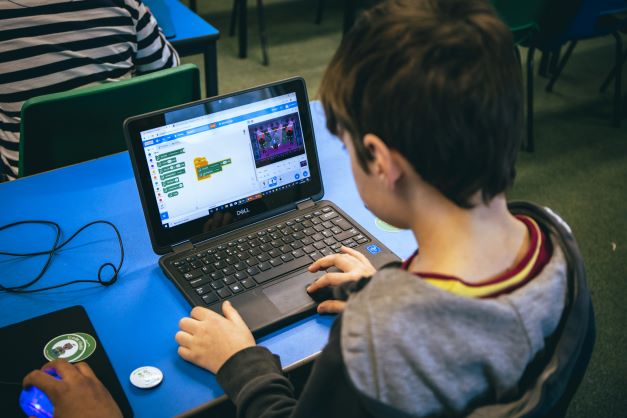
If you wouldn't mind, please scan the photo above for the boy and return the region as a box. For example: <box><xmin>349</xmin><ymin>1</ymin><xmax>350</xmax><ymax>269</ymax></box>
<box><xmin>24</xmin><ymin>0</ymin><xmax>591</xmax><ymax>416</ymax></box>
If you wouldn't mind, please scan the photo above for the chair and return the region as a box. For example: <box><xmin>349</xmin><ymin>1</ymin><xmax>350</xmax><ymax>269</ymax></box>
<box><xmin>535</xmin><ymin>0</ymin><xmax>627</xmax><ymax>129</ymax></box>
<box><xmin>18</xmin><ymin>64</ymin><xmax>200</xmax><ymax>178</ymax></box>
<box><xmin>490</xmin><ymin>0</ymin><xmax>550</xmax><ymax>152</ymax></box>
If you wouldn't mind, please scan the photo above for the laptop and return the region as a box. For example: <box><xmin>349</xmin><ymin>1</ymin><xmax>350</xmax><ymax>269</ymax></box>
<box><xmin>124</xmin><ymin>77</ymin><xmax>398</xmax><ymax>336</ymax></box>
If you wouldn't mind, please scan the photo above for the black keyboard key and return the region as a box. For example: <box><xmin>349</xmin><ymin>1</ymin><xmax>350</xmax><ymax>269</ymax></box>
<box><xmin>223</xmin><ymin>275</ymin><xmax>236</xmax><ymax>285</ymax></box>
<box><xmin>210</xmin><ymin>271</ymin><xmax>225</xmax><ymax>281</ymax></box>
<box><xmin>249</xmin><ymin>248</ymin><xmax>262</xmax><ymax>256</ymax></box>
<box><xmin>321</xmin><ymin>207</ymin><xmax>332</xmax><ymax>212</ymax></box>
<box><xmin>312</xmin><ymin>233</ymin><xmax>325</xmax><ymax>242</ymax></box>
<box><xmin>241</xmin><ymin>278</ymin><xmax>256</xmax><ymax>289</ymax></box>
<box><xmin>215</xmin><ymin>251</ymin><xmax>228</xmax><ymax>259</ymax></box>
<box><xmin>303</xmin><ymin>245</ymin><xmax>315</xmax><ymax>254</ymax></box>
<box><xmin>269</xmin><ymin>257</ymin><xmax>283</xmax><ymax>267</ymax></box>
<box><xmin>281</xmin><ymin>253</ymin><xmax>294</xmax><ymax>262</ymax></box>
<box><xmin>333</xmin><ymin>218</ymin><xmax>353</xmax><ymax>231</ymax></box>
<box><xmin>237</xmin><ymin>243</ymin><xmax>250</xmax><ymax>251</ymax></box>
<box><xmin>195</xmin><ymin>285</ymin><xmax>212</xmax><ymax>295</ymax></box>
<box><xmin>314</xmin><ymin>210</ymin><xmax>323</xmax><ymax>216</ymax></box>
<box><xmin>342</xmin><ymin>238</ymin><xmax>355</xmax><ymax>246</ymax></box>
<box><xmin>314</xmin><ymin>224</ymin><xmax>325</xmax><ymax>232</ymax></box>
<box><xmin>301</xmin><ymin>237</ymin><xmax>314</xmax><ymax>245</ymax></box>
<box><xmin>173</xmin><ymin>260</ymin><xmax>186</xmax><ymax>267</ymax></box>
<box><xmin>320</xmin><ymin>248</ymin><xmax>333</xmax><ymax>257</ymax></box>
<box><xmin>222</xmin><ymin>266</ymin><xmax>236</xmax><ymax>276</ymax></box>
<box><xmin>335</xmin><ymin>228</ymin><xmax>358</xmax><ymax>242</ymax></box>
<box><xmin>178</xmin><ymin>266</ymin><xmax>191</xmax><ymax>273</ymax></box>
<box><xmin>271</xmin><ymin>240</ymin><xmax>282</xmax><ymax>248</ymax></box>
<box><xmin>303</xmin><ymin>228</ymin><xmax>316</xmax><ymax>236</ymax></box>
<box><xmin>249</xmin><ymin>238</ymin><xmax>261</xmax><ymax>247</ymax></box>
<box><xmin>321</xmin><ymin>211</ymin><xmax>338</xmax><ymax>221</ymax></box>
<box><xmin>348</xmin><ymin>242</ymin><xmax>359</xmax><ymax>248</ymax></box>
<box><xmin>191</xmin><ymin>260</ymin><xmax>203</xmax><ymax>269</ymax></box>
<box><xmin>185</xmin><ymin>256</ymin><xmax>197</xmax><ymax>262</ymax></box>
<box><xmin>290</xmin><ymin>241</ymin><xmax>304</xmax><ymax>249</ymax></box>
<box><xmin>256</xmin><ymin>253</ymin><xmax>270</xmax><ymax>262</ymax></box>
<box><xmin>218</xmin><ymin>288</ymin><xmax>232</xmax><ymax>298</ymax></box>
<box><xmin>253</xmin><ymin>256</ymin><xmax>311</xmax><ymax>284</ymax></box>
<box><xmin>211</xmin><ymin>280</ymin><xmax>225</xmax><ymax>290</ymax></box>
<box><xmin>268</xmin><ymin>249</ymin><xmax>281</xmax><ymax>258</ymax></box>
<box><xmin>292</xmin><ymin>231</ymin><xmax>306</xmax><ymax>240</ymax></box>
<box><xmin>229</xmin><ymin>283</ymin><xmax>244</xmax><ymax>294</ymax></box>
<box><xmin>202</xmin><ymin>293</ymin><xmax>219</xmax><ymax>305</ymax></box>
<box><xmin>304</xmin><ymin>214</ymin><xmax>313</xmax><ymax>219</ymax></box>
<box><xmin>217</xmin><ymin>244</ymin><xmax>227</xmax><ymax>251</ymax></box>
<box><xmin>246</xmin><ymin>258</ymin><xmax>257</xmax><ymax>267</ymax></box>
<box><xmin>324</xmin><ymin>237</ymin><xmax>336</xmax><ymax>246</ymax></box>
<box><xmin>281</xmin><ymin>236</ymin><xmax>294</xmax><ymax>244</ymax></box>
<box><xmin>237</xmin><ymin>253</ymin><xmax>248</xmax><ymax>261</ymax></box>
<box><xmin>201</xmin><ymin>265</ymin><xmax>215</xmax><ymax>274</ymax></box>
<box><xmin>309</xmin><ymin>252</ymin><xmax>323</xmax><ymax>261</ymax></box>
<box><xmin>314</xmin><ymin>241</ymin><xmax>326</xmax><ymax>250</ymax></box>
<box><xmin>190</xmin><ymin>277</ymin><xmax>210</xmax><ymax>288</ymax></box>
<box><xmin>258</xmin><ymin>261</ymin><xmax>272</xmax><ymax>271</ymax></box>
<box><xmin>213</xmin><ymin>260</ymin><xmax>227</xmax><ymax>270</ymax></box>
<box><xmin>322</xmin><ymin>230</ymin><xmax>333</xmax><ymax>238</ymax></box>
<box><xmin>292</xmin><ymin>249</ymin><xmax>305</xmax><ymax>258</ymax></box>
<box><xmin>356</xmin><ymin>238</ymin><xmax>369</xmax><ymax>244</ymax></box>
<box><xmin>234</xmin><ymin>262</ymin><xmax>247</xmax><ymax>271</ymax></box>
<box><xmin>302</xmin><ymin>220</ymin><xmax>313</xmax><ymax>228</ymax></box>
<box><xmin>235</xmin><ymin>271</ymin><xmax>248</xmax><ymax>281</ymax></box>
<box><xmin>260</xmin><ymin>243</ymin><xmax>273</xmax><ymax>252</ymax></box>
<box><xmin>331</xmin><ymin>226</ymin><xmax>342</xmax><ymax>234</ymax></box>
<box><xmin>225</xmin><ymin>256</ymin><xmax>238</xmax><ymax>265</ymax></box>
<box><xmin>259</xmin><ymin>235</ymin><xmax>271</xmax><ymax>243</ymax></box>
<box><xmin>183</xmin><ymin>269</ymin><xmax>204</xmax><ymax>281</ymax></box>
<box><xmin>322</xmin><ymin>221</ymin><xmax>333</xmax><ymax>228</ymax></box>
<box><xmin>247</xmin><ymin>266</ymin><xmax>261</xmax><ymax>276</ymax></box>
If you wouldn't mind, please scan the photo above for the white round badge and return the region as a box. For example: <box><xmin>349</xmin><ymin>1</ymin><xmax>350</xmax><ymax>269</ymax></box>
<box><xmin>129</xmin><ymin>366</ymin><xmax>163</xmax><ymax>389</ymax></box>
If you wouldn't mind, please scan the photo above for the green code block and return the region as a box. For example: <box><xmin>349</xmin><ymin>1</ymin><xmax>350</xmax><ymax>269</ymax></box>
<box><xmin>161</xmin><ymin>168</ymin><xmax>186</xmax><ymax>179</ymax></box>
<box><xmin>157</xmin><ymin>157</ymin><xmax>176</xmax><ymax>167</ymax></box>
<box><xmin>156</xmin><ymin>148</ymin><xmax>185</xmax><ymax>160</ymax></box>
<box><xmin>162</xmin><ymin>177</ymin><xmax>179</xmax><ymax>186</ymax></box>
<box><xmin>168</xmin><ymin>191</ymin><xmax>179</xmax><ymax>198</ymax></box>
<box><xmin>159</xmin><ymin>162</ymin><xmax>185</xmax><ymax>174</ymax></box>
<box><xmin>164</xmin><ymin>183</ymin><xmax>184</xmax><ymax>193</ymax></box>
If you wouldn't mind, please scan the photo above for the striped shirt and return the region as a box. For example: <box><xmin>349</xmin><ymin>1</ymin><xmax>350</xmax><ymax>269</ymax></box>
<box><xmin>401</xmin><ymin>215</ymin><xmax>552</xmax><ymax>298</ymax></box>
<box><xmin>0</xmin><ymin>0</ymin><xmax>180</xmax><ymax>181</ymax></box>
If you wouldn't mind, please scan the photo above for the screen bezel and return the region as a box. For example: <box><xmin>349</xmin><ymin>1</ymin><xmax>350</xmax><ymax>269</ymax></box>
<box><xmin>124</xmin><ymin>77</ymin><xmax>324</xmax><ymax>254</ymax></box>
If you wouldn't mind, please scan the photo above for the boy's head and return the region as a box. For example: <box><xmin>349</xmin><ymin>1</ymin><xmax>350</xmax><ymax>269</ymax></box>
<box><xmin>319</xmin><ymin>0</ymin><xmax>523</xmax><ymax>219</ymax></box>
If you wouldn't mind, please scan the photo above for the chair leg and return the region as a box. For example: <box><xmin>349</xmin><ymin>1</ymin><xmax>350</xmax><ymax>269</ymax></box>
<box><xmin>549</xmin><ymin>46</ymin><xmax>561</xmax><ymax>75</ymax></box>
<box><xmin>315</xmin><ymin>0</ymin><xmax>325</xmax><ymax>25</ymax></box>
<box><xmin>257</xmin><ymin>0</ymin><xmax>269</xmax><ymax>66</ymax></box>
<box><xmin>546</xmin><ymin>41</ymin><xmax>577</xmax><ymax>92</ymax></box>
<box><xmin>229</xmin><ymin>0</ymin><xmax>239</xmax><ymax>37</ymax></box>
<box><xmin>600</xmin><ymin>47</ymin><xmax>627</xmax><ymax>93</ymax></box>
<box><xmin>526</xmin><ymin>46</ymin><xmax>536</xmax><ymax>152</ymax></box>
<box><xmin>612</xmin><ymin>31</ymin><xmax>623</xmax><ymax>127</ymax></box>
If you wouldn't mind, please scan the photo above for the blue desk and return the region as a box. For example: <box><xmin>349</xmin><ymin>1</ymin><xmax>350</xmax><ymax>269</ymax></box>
<box><xmin>145</xmin><ymin>0</ymin><xmax>220</xmax><ymax>97</ymax></box>
<box><xmin>0</xmin><ymin>102</ymin><xmax>416</xmax><ymax>417</ymax></box>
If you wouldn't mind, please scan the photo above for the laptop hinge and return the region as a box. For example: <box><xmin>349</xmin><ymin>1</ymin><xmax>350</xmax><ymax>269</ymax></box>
<box><xmin>296</xmin><ymin>198</ymin><xmax>315</xmax><ymax>210</ymax></box>
<box><xmin>172</xmin><ymin>240</ymin><xmax>194</xmax><ymax>254</ymax></box>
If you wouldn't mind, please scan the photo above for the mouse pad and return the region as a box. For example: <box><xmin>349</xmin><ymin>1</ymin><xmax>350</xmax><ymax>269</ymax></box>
<box><xmin>0</xmin><ymin>306</ymin><xmax>133</xmax><ymax>417</ymax></box>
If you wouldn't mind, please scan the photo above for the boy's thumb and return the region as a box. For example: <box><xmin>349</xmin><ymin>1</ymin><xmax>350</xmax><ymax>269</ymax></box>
<box><xmin>222</xmin><ymin>301</ymin><xmax>247</xmax><ymax>327</ymax></box>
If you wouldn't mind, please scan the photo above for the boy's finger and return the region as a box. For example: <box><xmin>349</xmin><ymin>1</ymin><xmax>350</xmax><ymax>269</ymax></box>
<box><xmin>190</xmin><ymin>306</ymin><xmax>212</xmax><ymax>321</ymax></box>
<box><xmin>74</xmin><ymin>362</ymin><xmax>97</xmax><ymax>380</ymax></box>
<box><xmin>222</xmin><ymin>301</ymin><xmax>248</xmax><ymax>328</ymax></box>
<box><xmin>308</xmin><ymin>254</ymin><xmax>344</xmax><ymax>272</ymax></box>
<box><xmin>175</xmin><ymin>330</ymin><xmax>193</xmax><ymax>348</ymax></box>
<box><xmin>179</xmin><ymin>316</ymin><xmax>200</xmax><ymax>333</ymax></box>
<box><xmin>43</xmin><ymin>359</ymin><xmax>79</xmax><ymax>381</ymax></box>
<box><xmin>23</xmin><ymin>370</ymin><xmax>62</xmax><ymax>401</ymax></box>
<box><xmin>177</xmin><ymin>346</ymin><xmax>194</xmax><ymax>362</ymax></box>
<box><xmin>308</xmin><ymin>272</ymin><xmax>356</xmax><ymax>292</ymax></box>
<box><xmin>340</xmin><ymin>246</ymin><xmax>371</xmax><ymax>264</ymax></box>
<box><xmin>317</xmin><ymin>300</ymin><xmax>346</xmax><ymax>314</ymax></box>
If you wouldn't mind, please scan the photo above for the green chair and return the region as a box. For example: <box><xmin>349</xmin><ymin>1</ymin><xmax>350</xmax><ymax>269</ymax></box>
<box><xmin>19</xmin><ymin>63</ymin><xmax>201</xmax><ymax>177</ymax></box>
<box><xmin>490</xmin><ymin>0</ymin><xmax>551</xmax><ymax>152</ymax></box>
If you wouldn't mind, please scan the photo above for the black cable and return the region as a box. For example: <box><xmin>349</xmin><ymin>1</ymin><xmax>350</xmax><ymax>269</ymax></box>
<box><xmin>0</xmin><ymin>220</ymin><xmax>124</xmax><ymax>293</ymax></box>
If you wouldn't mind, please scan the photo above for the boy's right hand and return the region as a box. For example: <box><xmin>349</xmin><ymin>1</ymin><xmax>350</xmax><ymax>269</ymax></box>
<box><xmin>307</xmin><ymin>246</ymin><xmax>376</xmax><ymax>314</ymax></box>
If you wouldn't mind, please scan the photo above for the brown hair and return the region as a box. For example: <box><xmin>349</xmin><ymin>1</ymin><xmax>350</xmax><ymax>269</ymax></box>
<box><xmin>319</xmin><ymin>0</ymin><xmax>523</xmax><ymax>208</ymax></box>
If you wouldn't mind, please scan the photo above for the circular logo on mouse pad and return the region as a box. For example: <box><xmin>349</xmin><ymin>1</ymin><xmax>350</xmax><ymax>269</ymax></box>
<box><xmin>44</xmin><ymin>333</ymin><xmax>97</xmax><ymax>363</ymax></box>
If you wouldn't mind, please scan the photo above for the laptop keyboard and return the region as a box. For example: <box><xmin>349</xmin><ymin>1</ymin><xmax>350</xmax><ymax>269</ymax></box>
<box><xmin>169</xmin><ymin>206</ymin><xmax>370</xmax><ymax>306</ymax></box>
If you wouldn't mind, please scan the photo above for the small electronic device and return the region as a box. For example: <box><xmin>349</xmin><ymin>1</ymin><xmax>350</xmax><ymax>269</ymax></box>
<box><xmin>124</xmin><ymin>78</ymin><xmax>399</xmax><ymax>336</ymax></box>
<box><xmin>19</xmin><ymin>369</ymin><xmax>59</xmax><ymax>418</ymax></box>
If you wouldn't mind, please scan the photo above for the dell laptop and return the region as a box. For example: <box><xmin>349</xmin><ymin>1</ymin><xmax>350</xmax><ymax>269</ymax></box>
<box><xmin>124</xmin><ymin>78</ymin><xmax>398</xmax><ymax>335</ymax></box>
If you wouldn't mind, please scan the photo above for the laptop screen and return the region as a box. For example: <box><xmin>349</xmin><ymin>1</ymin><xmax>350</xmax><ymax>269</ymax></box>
<box><xmin>125</xmin><ymin>78</ymin><xmax>323</xmax><ymax>253</ymax></box>
<box><xmin>140</xmin><ymin>93</ymin><xmax>311</xmax><ymax>228</ymax></box>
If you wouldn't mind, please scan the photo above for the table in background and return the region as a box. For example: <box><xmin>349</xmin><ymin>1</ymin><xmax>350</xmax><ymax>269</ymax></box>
<box><xmin>0</xmin><ymin>102</ymin><xmax>416</xmax><ymax>417</ymax></box>
<box><xmin>146</xmin><ymin>0</ymin><xmax>220</xmax><ymax>97</ymax></box>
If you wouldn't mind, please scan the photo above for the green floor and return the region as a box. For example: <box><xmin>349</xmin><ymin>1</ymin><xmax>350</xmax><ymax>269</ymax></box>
<box><xmin>181</xmin><ymin>1</ymin><xmax>627</xmax><ymax>416</ymax></box>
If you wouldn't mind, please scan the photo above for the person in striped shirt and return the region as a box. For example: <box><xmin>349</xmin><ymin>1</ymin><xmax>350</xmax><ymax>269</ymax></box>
<box><xmin>0</xmin><ymin>0</ymin><xmax>179</xmax><ymax>182</ymax></box>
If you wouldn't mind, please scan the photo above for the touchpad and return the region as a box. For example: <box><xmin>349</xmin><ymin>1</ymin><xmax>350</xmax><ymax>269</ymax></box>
<box><xmin>263</xmin><ymin>270</ymin><xmax>319</xmax><ymax>314</ymax></box>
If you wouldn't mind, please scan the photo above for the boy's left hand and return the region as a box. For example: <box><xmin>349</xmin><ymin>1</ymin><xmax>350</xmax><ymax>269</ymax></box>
<box><xmin>176</xmin><ymin>301</ymin><xmax>255</xmax><ymax>374</ymax></box>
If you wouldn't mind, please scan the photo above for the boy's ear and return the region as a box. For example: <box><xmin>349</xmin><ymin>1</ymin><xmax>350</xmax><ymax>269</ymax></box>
<box><xmin>362</xmin><ymin>134</ymin><xmax>402</xmax><ymax>189</ymax></box>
